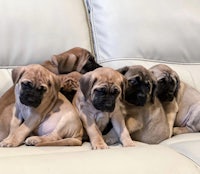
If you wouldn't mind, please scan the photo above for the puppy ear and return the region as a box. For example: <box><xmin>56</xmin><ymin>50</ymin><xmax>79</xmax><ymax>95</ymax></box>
<box><xmin>117</xmin><ymin>66</ymin><xmax>129</xmax><ymax>75</ymax></box>
<box><xmin>174</xmin><ymin>74</ymin><xmax>180</xmax><ymax>97</ymax></box>
<box><xmin>12</xmin><ymin>66</ymin><xmax>25</xmax><ymax>84</ymax></box>
<box><xmin>52</xmin><ymin>74</ymin><xmax>61</xmax><ymax>92</ymax></box>
<box><xmin>150</xmin><ymin>79</ymin><xmax>157</xmax><ymax>104</ymax></box>
<box><xmin>79</xmin><ymin>73</ymin><xmax>97</xmax><ymax>100</ymax></box>
<box><xmin>121</xmin><ymin>77</ymin><xmax>128</xmax><ymax>100</ymax></box>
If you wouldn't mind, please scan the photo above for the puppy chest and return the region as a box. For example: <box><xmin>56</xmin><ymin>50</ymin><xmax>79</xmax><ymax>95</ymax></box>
<box><xmin>95</xmin><ymin>112</ymin><xmax>110</xmax><ymax>131</ymax></box>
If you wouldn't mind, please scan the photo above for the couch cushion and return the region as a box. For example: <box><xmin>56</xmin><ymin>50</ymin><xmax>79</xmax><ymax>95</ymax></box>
<box><xmin>0</xmin><ymin>0</ymin><xmax>92</xmax><ymax>67</ymax></box>
<box><xmin>85</xmin><ymin>0</ymin><xmax>200</xmax><ymax>64</ymax></box>
<box><xmin>85</xmin><ymin>0</ymin><xmax>200</xmax><ymax>92</ymax></box>
<box><xmin>0</xmin><ymin>143</ymin><xmax>199</xmax><ymax>174</ymax></box>
<box><xmin>161</xmin><ymin>133</ymin><xmax>200</xmax><ymax>166</ymax></box>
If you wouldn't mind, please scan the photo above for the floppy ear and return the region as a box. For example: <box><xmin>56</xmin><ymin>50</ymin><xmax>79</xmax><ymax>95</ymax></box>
<box><xmin>51</xmin><ymin>74</ymin><xmax>61</xmax><ymax>92</ymax></box>
<box><xmin>79</xmin><ymin>73</ymin><xmax>97</xmax><ymax>100</ymax></box>
<box><xmin>120</xmin><ymin>77</ymin><xmax>128</xmax><ymax>100</ymax></box>
<box><xmin>174</xmin><ymin>73</ymin><xmax>180</xmax><ymax>97</ymax></box>
<box><xmin>150</xmin><ymin>79</ymin><xmax>157</xmax><ymax>104</ymax></box>
<box><xmin>117</xmin><ymin>66</ymin><xmax>129</xmax><ymax>75</ymax></box>
<box><xmin>12</xmin><ymin>66</ymin><xmax>25</xmax><ymax>84</ymax></box>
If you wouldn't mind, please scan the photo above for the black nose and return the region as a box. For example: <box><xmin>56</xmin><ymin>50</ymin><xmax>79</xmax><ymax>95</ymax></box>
<box><xmin>137</xmin><ymin>93</ymin><xmax>146</xmax><ymax>100</ymax></box>
<box><xmin>136</xmin><ymin>93</ymin><xmax>147</xmax><ymax>106</ymax></box>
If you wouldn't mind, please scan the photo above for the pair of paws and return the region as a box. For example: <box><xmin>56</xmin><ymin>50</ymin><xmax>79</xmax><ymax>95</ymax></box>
<box><xmin>0</xmin><ymin>136</ymin><xmax>44</xmax><ymax>147</ymax></box>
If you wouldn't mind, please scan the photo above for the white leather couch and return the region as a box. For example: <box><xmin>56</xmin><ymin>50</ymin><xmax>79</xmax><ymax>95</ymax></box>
<box><xmin>0</xmin><ymin>0</ymin><xmax>200</xmax><ymax>173</ymax></box>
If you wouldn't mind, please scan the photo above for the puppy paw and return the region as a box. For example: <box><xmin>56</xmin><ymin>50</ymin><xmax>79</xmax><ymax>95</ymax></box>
<box><xmin>0</xmin><ymin>139</ymin><xmax>19</xmax><ymax>147</ymax></box>
<box><xmin>91</xmin><ymin>141</ymin><xmax>109</xmax><ymax>150</ymax></box>
<box><xmin>25</xmin><ymin>136</ymin><xmax>42</xmax><ymax>146</ymax></box>
<box><xmin>103</xmin><ymin>135</ymin><xmax>118</xmax><ymax>145</ymax></box>
<box><xmin>122</xmin><ymin>139</ymin><xmax>136</xmax><ymax>147</ymax></box>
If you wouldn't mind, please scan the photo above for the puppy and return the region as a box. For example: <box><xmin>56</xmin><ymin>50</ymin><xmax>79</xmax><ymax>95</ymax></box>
<box><xmin>42</xmin><ymin>47</ymin><xmax>101</xmax><ymax>74</ymax></box>
<box><xmin>59</xmin><ymin>71</ymin><xmax>82</xmax><ymax>102</ymax></box>
<box><xmin>0</xmin><ymin>86</ymin><xmax>16</xmax><ymax>141</ymax></box>
<box><xmin>0</xmin><ymin>47</ymin><xmax>100</xmax><ymax>133</ymax></box>
<box><xmin>149</xmin><ymin>64</ymin><xmax>180</xmax><ymax>137</ymax></box>
<box><xmin>0</xmin><ymin>64</ymin><xmax>83</xmax><ymax>147</ymax></box>
<box><xmin>104</xmin><ymin>65</ymin><xmax>169</xmax><ymax>145</ymax></box>
<box><xmin>73</xmin><ymin>67</ymin><xmax>135</xmax><ymax>149</ymax></box>
<box><xmin>150</xmin><ymin>64</ymin><xmax>200</xmax><ymax>136</ymax></box>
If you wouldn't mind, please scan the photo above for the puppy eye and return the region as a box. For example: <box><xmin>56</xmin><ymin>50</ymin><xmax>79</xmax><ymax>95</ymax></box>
<box><xmin>21</xmin><ymin>81</ymin><xmax>33</xmax><ymax>89</ymax></box>
<box><xmin>48</xmin><ymin>80</ymin><xmax>51</xmax><ymax>87</ymax></box>
<box><xmin>145</xmin><ymin>83</ymin><xmax>150</xmax><ymax>90</ymax></box>
<box><xmin>37</xmin><ymin>86</ymin><xmax>47</xmax><ymax>92</ymax></box>
<box><xmin>111</xmin><ymin>88</ymin><xmax>120</xmax><ymax>95</ymax></box>
<box><xmin>95</xmin><ymin>88</ymin><xmax>107</xmax><ymax>94</ymax></box>
<box><xmin>128</xmin><ymin>79</ymin><xmax>138</xmax><ymax>85</ymax></box>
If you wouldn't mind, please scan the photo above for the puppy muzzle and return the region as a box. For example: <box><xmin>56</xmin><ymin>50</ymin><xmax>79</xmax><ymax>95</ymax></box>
<box><xmin>93</xmin><ymin>101</ymin><xmax>115</xmax><ymax>112</ymax></box>
<box><xmin>20</xmin><ymin>90</ymin><xmax>43</xmax><ymax>108</ymax></box>
<box><xmin>125</xmin><ymin>91</ymin><xmax>147</xmax><ymax>106</ymax></box>
<box><xmin>81</xmin><ymin>61</ymin><xmax>102</xmax><ymax>73</ymax></box>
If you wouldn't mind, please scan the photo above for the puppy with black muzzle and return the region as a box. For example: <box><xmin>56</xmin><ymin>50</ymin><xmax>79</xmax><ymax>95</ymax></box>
<box><xmin>73</xmin><ymin>67</ymin><xmax>135</xmax><ymax>149</ymax></box>
<box><xmin>0</xmin><ymin>47</ymin><xmax>101</xmax><ymax>133</ymax></box>
<box><xmin>104</xmin><ymin>65</ymin><xmax>169</xmax><ymax>145</ymax></box>
<box><xmin>42</xmin><ymin>47</ymin><xmax>101</xmax><ymax>74</ymax></box>
<box><xmin>0</xmin><ymin>64</ymin><xmax>83</xmax><ymax>147</ymax></box>
<box><xmin>149</xmin><ymin>64</ymin><xmax>180</xmax><ymax>137</ymax></box>
<box><xmin>150</xmin><ymin>64</ymin><xmax>200</xmax><ymax>136</ymax></box>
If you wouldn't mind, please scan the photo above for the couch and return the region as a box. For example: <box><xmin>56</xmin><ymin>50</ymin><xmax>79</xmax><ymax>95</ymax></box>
<box><xmin>0</xmin><ymin>0</ymin><xmax>200</xmax><ymax>173</ymax></box>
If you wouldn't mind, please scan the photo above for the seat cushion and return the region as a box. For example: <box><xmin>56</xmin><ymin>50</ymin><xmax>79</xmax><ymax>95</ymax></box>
<box><xmin>0</xmin><ymin>143</ymin><xmax>199</xmax><ymax>174</ymax></box>
<box><xmin>161</xmin><ymin>133</ymin><xmax>200</xmax><ymax>166</ymax></box>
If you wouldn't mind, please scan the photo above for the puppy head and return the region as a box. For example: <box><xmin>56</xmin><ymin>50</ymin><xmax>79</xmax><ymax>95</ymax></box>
<box><xmin>12</xmin><ymin>64</ymin><xmax>60</xmax><ymax>108</ymax></box>
<box><xmin>79</xmin><ymin>67</ymin><xmax>126</xmax><ymax>112</ymax></box>
<box><xmin>42</xmin><ymin>47</ymin><xmax>101</xmax><ymax>74</ymax></box>
<box><xmin>150</xmin><ymin>64</ymin><xmax>180</xmax><ymax>102</ymax></box>
<box><xmin>118</xmin><ymin>65</ymin><xmax>157</xmax><ymax>106</ymax></box>
<box><xmin>59</xmin><ymin>72</ymin><xmax>82</xmax><ymax>102</ymax></box>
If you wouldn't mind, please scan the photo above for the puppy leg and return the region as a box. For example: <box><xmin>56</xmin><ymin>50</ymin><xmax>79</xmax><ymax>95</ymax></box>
<box><xmin>166</xmin><ymin>112</ymin><xmax>177</xmax><ymax>137</ymax></box>
<box><xmin>25</xmin><ymin>133</ymin><xmax>82</xmax><ymax>146</ymax></box>
<box><xmin>173</xmin><ymin>104</ymin><xmax>200</xmax><ymax>135</ymax></box>
<box><xmin>103</xmin><ymin>129</ymin><xmax>118</xmax><ymax>145</ymax></box>
<box><xmin>126</xmin><ymin>117</ymin><xmax>143</xmax><ymax>133</ymax></box>
<box><xmin>0</xmin><ymin>112</ymin><xmax>41</xmax><ymax>147</ymax></box>
<box><xmin>111</xmin><ymin>112</ymin><xmax>135</xmax><ymax>147</ymax></box>
<box><xmin>80</xmin><ymin>113</ymin><xmax>108</xmax><ymax>150</ymax></box>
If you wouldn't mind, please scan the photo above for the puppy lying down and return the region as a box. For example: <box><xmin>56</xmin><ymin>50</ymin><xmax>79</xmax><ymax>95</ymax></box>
<box><xmin>0</xmin><ymin>64</ymin><xmax>83</xmax><ymax>147</ymax></box>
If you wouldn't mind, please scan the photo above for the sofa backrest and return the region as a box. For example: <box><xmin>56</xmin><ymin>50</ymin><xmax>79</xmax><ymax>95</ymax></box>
<box><xmin>0</xmin><ymin>0</ymin><xmax>92</xmax><ymax>96</ymax></box>
<box><xmin>84</xmin><ymin>0</ymin><xmax>200</xmax><ymax>90</ymax></box>
<box><xmin>85</xmin><ymin>0</ymin><xmax>200</xmax><ymax>66</ymax></box>
<box><xmin>0</xmin><ymin>0</ymin><xmax>92</xmax><ymax>67</ymax></box>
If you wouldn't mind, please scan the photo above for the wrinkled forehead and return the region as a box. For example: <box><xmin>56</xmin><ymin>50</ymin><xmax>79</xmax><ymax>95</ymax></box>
<box><xmin>21</xmin><ymin>68</ymin><xmax>52</xmax><ymax>83</ymax></box>
<box><xmin>126</xmin><ymin>67</ymin><xmax>152</xmax><ymax>81</ymax></box>
<box><xmin>93</xmin><ymin>70</ymin><xmax>123</xmax><ymax>86</ymax></box>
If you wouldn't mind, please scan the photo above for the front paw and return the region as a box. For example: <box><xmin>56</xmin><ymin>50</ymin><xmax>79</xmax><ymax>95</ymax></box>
<box><xmin>121</xmin><ymin>139</ymin><xmax>136</xmax><ymax>147</ymax></box>
<box><xmin>103</xmin><ymin>135</ymin><xmax>118</xmax><ymax>145</ymax></box>
<box><xmin>0</xmin><ymin>139</ymin><xmax>20</xmax><ymax>147</ymax></box>
<box><xmin>25</xmin><ymin>136</ymin><xmax>41</xmax><ymax>146</ymax></box>
<box><xmin>91</xmin><ymin>141</ymin><xmax>109</xmax><ymax>150</ymax></box>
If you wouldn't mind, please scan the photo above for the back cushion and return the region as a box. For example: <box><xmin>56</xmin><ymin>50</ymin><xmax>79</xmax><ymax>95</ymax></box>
<box><xmin>85</xmin><ymin>0</ymin><xmax>200</xmax><ymax>65</ymax></box>
<box><xmin>0</xmin><ymin>0</ymin><xmax>92</xmax><ymax>67</ymax></box>
<box><xmin>85</xmin><ymin>0</ymin><xmax>200</xmax><ymax>91</ymax></box>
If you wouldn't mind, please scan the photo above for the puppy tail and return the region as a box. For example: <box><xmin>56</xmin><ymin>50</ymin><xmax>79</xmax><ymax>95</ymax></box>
<box><xmin>35</xmin><ymin>138</ymin><xmax>82</xmax><ymax>146</ymax></box>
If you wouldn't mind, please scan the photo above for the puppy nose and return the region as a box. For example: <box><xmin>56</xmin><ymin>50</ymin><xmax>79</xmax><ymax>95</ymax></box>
<box><xmin>137</xmin><ymin>93</ymin><xmax>146</xmax><ymax>99</ymax></box>
<box><xmin>105</xmin><ymin>102</ymin><xmax>113</xmax><ymax>108</ymax></box>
